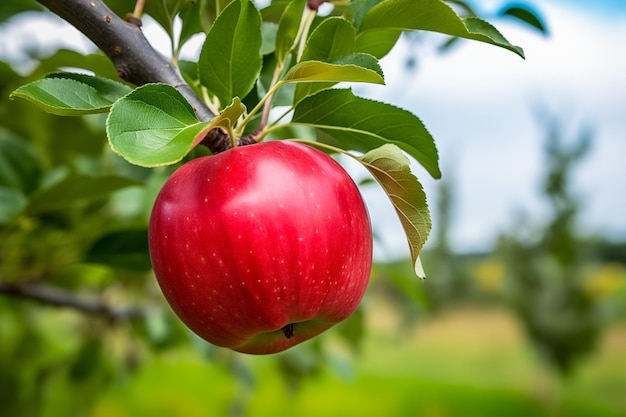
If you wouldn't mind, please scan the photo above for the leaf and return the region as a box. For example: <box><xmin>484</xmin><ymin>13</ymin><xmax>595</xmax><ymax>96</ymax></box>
<box><xmin>202</xmin><ymin>0</ymin><xmax>237</xmax><ymax>29</ymax></box>
<box><xmin>499</xmin><ymin>5</ymin><xmax>547</xmax><ymax>35</ymax></box>
<box><xmin>179</xmin><ymin>1</ymin><xmax>206</xmax><ymax>48</ymax></box>
<box><xmin>0</xmin><ymin>133</ymin><xmax>41</xmax><ymax>195</ymax></box>
<box><xmin>69</xmin><ymin>338</ymin><xmax>103</xmax><ymax>381</ymax></box>
<box><xmin>0</xmin><ymin>187</ymin><xmax>27</xmax><ymax>224</ymax></box>
<box><xmin>345</xmin><ymin>0</ymin><xmax>382</xmax><ymax>29</ymax></box>
<box><xmin>144</xmin><ymin>0</ymin><xmax>181</xmax><ymax>36</ymax></box>
<box><xmin>261</xmin><ymin>21</ymin><xmax>279</xmax><ymax>55</ymax></box>
<box><xmin>10</xmin><ymin>73</ymin><xmax>132</xmax><ymax>116</ymax></box>
<box><xmin>0</xmin><ymin>1</ymin><xmax>43</xmax><ymax>24</ymax></box>
<box><xmin>198</xmin><ymin>0</ymin><xmax>263</xmax><ymax>108</ymax></box>
<box><xmin>26</xmin><ymin>175</ymin><xmax>140</xmax><ymax>215</ymax></box>
<box><xmin>358</xmin><ymin>144</ymin><xmax>431</xmax><ymax>278</ymax></box>
<box><xmin>107</xmin><ymin>84</ymin><xmax>245</xmax><ymax>167</ymax></box>
<box><xmin>354</xmin><ymin>28</ymin><xmax>401</xmax><ymax>58</ymax></box>
<box><xmin>359</xmin><ymin>0</ymin><xmax>524</xmax><ymax>58</ymax></box>
<box><xmin>301</xmin><ymin>17</ymin><xmax>356</xmax><ymax>62</ymax></box>
<box><xmin>275</xmin><ymin>0</ymin><xmax>307</xmax><ymax>64</ymax></box>
<box><xmin>36</xmin><ymin>49</ymin><xmax>120</xmax><ymax>82</ymax></box>
<box><xmin>292</xmin><ymin>89</ymin><xmax>440</xmax><ymax>179</ymax></box>
<box><xmin>86</xmin><ymin>230</ymin><xmax>151</xmax><ymax>271</ymax></box>
<box><xmin>294</xmin><ymin>17</ymin><xmax>358</xmax><ymax>103</ymax></box>
<box><xmin>283</xmin><ymin>58</ymin><xmax>384</xmax><ymax>84</ymax></box>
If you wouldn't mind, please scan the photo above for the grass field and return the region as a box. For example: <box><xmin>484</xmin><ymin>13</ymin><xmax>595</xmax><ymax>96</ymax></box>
<box><xmin>90</xmin><ymin>300</ymin><xmax>626</xmax><ymax>417</ymax></box>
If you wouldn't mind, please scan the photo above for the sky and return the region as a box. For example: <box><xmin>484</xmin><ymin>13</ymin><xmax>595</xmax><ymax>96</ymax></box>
<box><xmin>1</xmin><ymin>1</ymin><xmax>625</xmax><ymax>258</ymax></box>
<box><xmin>354</xmin><ymin>0</ymin><xmax>626</xmax><ymax>256</ymax></box>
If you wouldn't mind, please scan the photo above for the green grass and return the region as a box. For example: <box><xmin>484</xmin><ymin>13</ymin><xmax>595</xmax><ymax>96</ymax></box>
<box><xmin>90</xmin><ymin>304</ymin><xmax>626</xmax><ymax>417</ymax></box>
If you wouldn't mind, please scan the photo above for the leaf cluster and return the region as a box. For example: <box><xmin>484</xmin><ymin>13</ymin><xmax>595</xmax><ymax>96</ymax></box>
<box><xmin>11</xmin><ymin>0</ymin><xmax>524</xmax><ymax>276</ymax></box>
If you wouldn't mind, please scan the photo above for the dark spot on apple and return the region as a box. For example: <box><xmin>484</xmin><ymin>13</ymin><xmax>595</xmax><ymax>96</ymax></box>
<box><xmin>281</xmin><ymin>323</ymin><xmax>294</xmax><ymax>339</ymax></box>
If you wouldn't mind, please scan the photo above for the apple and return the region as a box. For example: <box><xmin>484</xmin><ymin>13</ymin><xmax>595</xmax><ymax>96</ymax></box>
<box><xmin>148</xmin><ymin>140</ymin><xmax>372</xmax><ymax>354</ymax></box>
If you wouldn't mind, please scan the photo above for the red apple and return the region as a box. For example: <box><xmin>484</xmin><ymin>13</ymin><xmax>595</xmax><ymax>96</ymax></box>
<box><xmin>148</xmin><ymin>140</ymin><xmax>372</xmax><ymax>354</ymax></box>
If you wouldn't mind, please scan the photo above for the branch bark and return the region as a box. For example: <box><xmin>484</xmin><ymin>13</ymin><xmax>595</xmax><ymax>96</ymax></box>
<box><xmin>0</xmin><ymin>282</ymin><xmax>144</xmax><ymax>322</ymax></box>
<box><xmin>35</xmin><ymin>0</ymin><xmax>232</xmax><ymax>152</ymax></box>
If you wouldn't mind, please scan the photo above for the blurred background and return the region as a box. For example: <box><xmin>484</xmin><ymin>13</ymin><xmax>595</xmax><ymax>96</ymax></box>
<box><xmin>1</xmin><ymin>1</ymin><xmax>625</xmax><ymax>416</ymax></box>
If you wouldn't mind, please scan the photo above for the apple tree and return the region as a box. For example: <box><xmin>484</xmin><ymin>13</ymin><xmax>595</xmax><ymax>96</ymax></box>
<box><xmin>0</xmin><ymin>0</ymin><xmax>531</xmax><ymax>413</ymax></box>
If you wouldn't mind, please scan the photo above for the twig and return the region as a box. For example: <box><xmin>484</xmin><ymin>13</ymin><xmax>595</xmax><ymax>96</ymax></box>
<box><xmin>0</xmin><ymin>282</ymin><xmax>145</xmax><ymax>322</ymax></box>
<box><xmin>35</xmin><ymin>0</ymin><xmax>233</xmax><ymax>152</ymax></box>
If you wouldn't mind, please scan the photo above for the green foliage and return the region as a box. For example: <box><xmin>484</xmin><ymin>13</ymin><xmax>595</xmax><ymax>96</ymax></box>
<box><xmin>9</xmin><ymin>0</ymin><xmax>526</xmax><ymax>269</ymax></box>
<box><xmin>10</xmin><ymin>73</ymin><xmax>132</xmax><ymax>116</ymax></box>
<box><xmin>0</xmin><ymin>0</ymin><xmax>559</xmax><ymax>415</ymax></box>
<box><xmin>291</xmin><ymin>88</ymin><xmax>440</xmax><ymax>179</ymax></box>
<box><xmin>198</xmin><ymin>0</ymin><xmax>263</xmax><ymax>108</ymax></box>
<box><xmin>499</xmin><ymin>5</ymin><xmax>548</xmax><ymax>34</ymax></box>
<box><xmin>106</xmin><ymin>84</ymin><xmax>245</xmax><ymax>166</ymax></box>
<box><xmin>359</xmin><ymin>0</ymin><xmax>525</xmax><ymax>58</ymax></box>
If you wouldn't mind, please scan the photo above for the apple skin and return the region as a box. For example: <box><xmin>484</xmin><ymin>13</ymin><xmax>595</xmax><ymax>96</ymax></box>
<box><xmin>148</xmin><ymin>140</ymin><xmax>372</xmax><ymax>354</ymax></box>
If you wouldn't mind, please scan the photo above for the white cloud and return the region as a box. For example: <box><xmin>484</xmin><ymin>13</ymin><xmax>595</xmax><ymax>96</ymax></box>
<box><xmin>357</xmin><ymin>3</ymin><xmax>626</xmax><ymax>253</ymax></box>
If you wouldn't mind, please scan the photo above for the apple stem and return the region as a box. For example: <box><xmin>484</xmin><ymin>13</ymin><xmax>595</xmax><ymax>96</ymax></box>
<box><xmin>281</xmin><ymin>323</ymin><xmax>295</xmax><ymax>339</ymax></box>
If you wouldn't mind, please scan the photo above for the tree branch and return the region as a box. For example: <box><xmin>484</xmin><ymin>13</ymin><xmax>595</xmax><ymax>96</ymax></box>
<box><xmin>0</xmin><ymin>282</ymin><xmax>144</xmax><ymax>322</ymax></box>
<box><xmin>35</xmin><ymin>0</ymin><xmax>232</xmax><ymax>152</ymax></box>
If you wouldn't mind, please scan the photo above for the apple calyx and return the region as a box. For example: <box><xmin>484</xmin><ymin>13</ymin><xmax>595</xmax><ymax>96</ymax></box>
<box><xmin>282</xmin><ymin>324</ymin><xmax>295</xmax><ymax>339</ymax></box>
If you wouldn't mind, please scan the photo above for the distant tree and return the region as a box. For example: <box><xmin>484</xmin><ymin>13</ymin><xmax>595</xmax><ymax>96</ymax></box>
<box><xmin>498</xmin><ymin>115</ymin><xmax>600</xmax><ymax>374</ymax></box>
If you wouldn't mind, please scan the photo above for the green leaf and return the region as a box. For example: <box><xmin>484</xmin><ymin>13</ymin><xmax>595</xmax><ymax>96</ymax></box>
<box><xmin>499</xmin><ymin>5</ymin><xmax>547</xmax><ymax>35</ymax></box>
<box><xmin>36</xmin><ymin>49</ymin><xmax>120</xmax><ymax>82</ymax></box>
<box><xmin>107</xmin><ymin>84</ymin><xmax>245</xmax><ymax>167</ymax></box>
<box><xmin>275</xmin><ymin>0</ymin><xmax>307</xmax><ymax>64</ymax></box>
<box><xmin>0</xmin><ymin>133</ymin><xmax>42</xmax><ymax>195</ymax></box>
<box><xmin>301</xmin><ymin>17</ymin><xmax>356</xmax><ymax>62</ymax></box>
<box><xmin>10</xmin><ymin>73</ymin><xmax>132</xmax><ymax>116</ymax></box>
<box><xmin>144</xmin><ymin>0</ymin><xmax>180</xmax><ymax>37</ymax></box>
<box><xmin>292</xmin><ymin>89</ymin><xmax>440</xmax><ymax>179</ymax></box>
<box><xmin>358</xmin><ymin>144</ymin><xmax>431</xmax><ymax>278</ymax></box>
<box><xmin>355</xmin><ymin>28</ymin><xmax>401</xmax><ymax>58</ymax></box>
<box><xmin>359</xmin><ymin>0</ymin><xmax>524</xmax><ymax>58</ymax></box>
<box><xmin>283</xmin><ymin>58</ymin><xmax>384</xmax><ymax>84</ymax></box>
<box><xmin>86</xmin><ymin>230</ymin><xmax>151</xmax><ymax>271</ymax></box>
<box><xmin>198</xmin><ymin>0</ymin><xmax>263</xmax><ymax>108</ymax></box>
<box><xmin>0</xmin><ymin>187</ymin><xmax>27</xmax><ymax>224</ymax></box>
<box><xmin>261</xmin><ymin>21</ymin><xmax>279</xmax><ymax>55</ymax></box>
<box><xmin>179</xmin><ymin>1</ymin><xmax>206</xmax><ymax>48</ymax></box>
<box><xmin>294</xmin><ymin>17</ymin><xmax>358</xmax><ymax>103</ymax></box>
<box><xmin>345</xmin><ymin>0</ymin><xmax>381</xmax><ymax>29</ymax></box>
<box><xmin>202</xmin><ymin>0</ymin><xmax>237</xmax><ymax>29</ymax></box>
<box><xmin>26</xmin><ymin>175</ymin><xmax>140</xmax><ymax>215</ymax></box>
<box><xmin>0</xmin><ymin>1</ymin><xmax>43</xmax><ymax>24</ymax></box>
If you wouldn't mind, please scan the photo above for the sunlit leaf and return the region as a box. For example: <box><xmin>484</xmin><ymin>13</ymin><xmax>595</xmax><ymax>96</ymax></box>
<box><xmin>294</xmin><ymin>17</ymin><xmax>359</xmax><ymax>103</ymax></box>
<box><xmin>283</xmin><ymin>58</ymin><xmax>383</xmax><ymax>84</ymax></box>
<box><xmin>10</xmin><ymin>73</ymin><xmax>132</xmax><ymax>116</ymax></box>
<box><xmin>107</xmin><ymin>84</ymin><xmax>245</xmax><ymax>167</ymax></box>
<box><xmin>358</xmin><ymin>144</ymin><xmax>431</xmax><ymax>278</ymax></box>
